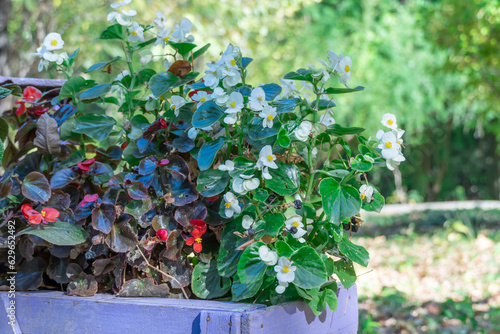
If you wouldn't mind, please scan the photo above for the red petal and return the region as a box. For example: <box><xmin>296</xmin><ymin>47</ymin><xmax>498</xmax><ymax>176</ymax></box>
<box><xmin>26</xmin><ymin>210</ymin><xmax>42</xmax><ymax>225</ymax></box>
<box><xmin>21</xmin><ymin>203</ymin><xmax>33</xmax><ymax>219</ymax></box>
<box><xmin>23</xmin><ymin>86</ymin><xmax>42</xmax><ymax>101</ymax></box>
<box><xmin>16</xmin><ymin>105</ymin><xmax>26</xmax><ymax>116</ymax></box>
<box><xmin>81</xmin><ymin>158</ymin><xmax>95</xmax><ymax>166</ymax></box>
<box><xmin>158</xmin><ymin>158</ymin><xmax>170</xmax><ymax>166</ymax></box>
<box><xmin>185</xmin><ymin>237</ymin><xmax>195</xmax><ymax>246</ymax></box>
<box><xmin>77</xmin><ymin>162</ymin><xmax>91</xmax><ymax>171</ymax></box>
<box><xmin>205</xmin><ymin>195</ymin><xmax>218</xmax><ymax>202</ymax></box>
<box><xmin>121</xmin><ymin>141</ymin><xmax>128</xmax><ymax>150</ymax></box>
<box><xmin>190</xmin><ymin>220</ymin><xmax>207</xmax><ymax>234</ymax></box>
<box><xmin>41</xmin><ymin>208</ymin><xmax>59</xmax><ymax>222</ymax></box>
<box><xmin>156</xmin><ymin>229</ymin><xmax>169</xmax><ymax>241</ymax></box>
<box><xmin>160</xmin><ymin>118</ymin><xmax>168</xmax><ymax>129</ymax></box>
<box><xmin>188</xmin><ymin>90</ymin><xmax>199</xmax><ymax>99</ymax></box>
<box><xmin>193</xmin><ymin>242</ymin><xmax>202</xmax><ymax>253</ymax></box>
<box><xmin>83</xmin><ymin>194</ymin><xmax>99</xmax><ymax>203</ymax></box>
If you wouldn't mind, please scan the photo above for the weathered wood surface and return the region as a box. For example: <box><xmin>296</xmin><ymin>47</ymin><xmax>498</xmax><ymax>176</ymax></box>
<box><xmin>0</xmin><ymin>76</ymin><xmax>66</xmax><ymax>89</ymax></box>
<box><xmin>0</xmin><ymin>284</ymin><xmax>358</xmax><ymax>334</ymax></box>
<box><xmin>363</xmin><ymin>200</ymin><xmax>500</xmax><ymax>217</ymax></box>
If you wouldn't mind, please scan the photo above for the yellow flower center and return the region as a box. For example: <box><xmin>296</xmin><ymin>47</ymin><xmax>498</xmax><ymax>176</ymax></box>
<box><xmin>397</xmin><ymin>141</ymin><xmax>401</xmax><ymax>145</ymax></box>
<box><xmin>171</xmin><ymin>104</ymin><xmax>176</xmax><ymax>110</ymax></box>
<box><xmin>387</xmin><ymin>119</ymin><xmax>394</xmax><ymax>125</ymax></box>
<box><xmin>195</xmin><ymin>237</ymin><xmax>202</xmax><ymax>243</ymax></box>
<box><xmin>345</xmin><ymin>65</ymin><xmax>350</xmax><ymax>72</ymax></box>
<box><xmin>267</xmin><ymin>155</ymin><xmax>274</xmax><ymax>161</ymax></box>
<box><xmin>200</xmin><ymin>97</ymin><xmax>206</xmax><ymax>102</ymax></box>
<box><xmin>385</xmin><ymin>142</ymin><xmax>393</xmax><ymax>148</ymax></box>
<box><xmin>230</xmin><ymin>59</ymin><xmax>237</xmax><ymax>66</ymax></box>
<box><xmin>225</xmin><ymin>202</ymin><xmax>232</xmax><ymax>208</ymax></box>
<box><xmin>292</xmin><ymin>221</ymin><xmax>300</xmax><ymax>228</ymax></box>
<box><xmin>131</xmin><ymin>31</ymin><xmax>138</xmax><ymax>36</ymax></box>
<box><xmin>282</xmin><ymin>265</ymin><xmax>290</xmax><ymax>273</ymax></box>
<box><xmin>51</xmin><ymin>40</ymin><xmax>58</xmax><ymax>46</ymax></box>
<box><xmin>257</xmin><ymin>95</ymin><xmax>263</xmax><ymax>102</ymax></box>
<box><xmin>230</xmin><ymin>101</ymin><xmax>236</xmax><ymax>108</ymax></box>
<box><xmin>360</xmin><ymin>193</ymin><xmax>366</xmax><ymax>199</ymax></box>
<box><xmin>42</xmin><ymin>211</ymin><xmax>46</xmax><ymax>217</ymax></box>
<box><xmin>164</xmin><ymin>37</ymin><xmax>169</xmax><ymax>43</ymax></box>
<box><xmin>267</xmin><ymin>115</ymin><xmax>275</xmax><ymax>121</ymax></box>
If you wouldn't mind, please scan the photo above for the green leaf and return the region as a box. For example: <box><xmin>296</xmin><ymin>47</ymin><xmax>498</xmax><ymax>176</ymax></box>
<box><xmin>99</xmin><ymin>24</ymin><xmax>124</xmax><ymax>40</ymax></box>
<box><xmin>324</xmin><ymin>86</ymin><xmax>364</xmax><ymax>94</ymax></box>
<box><xmin>231</xmin><ymin>275</ymin><xmax>263</xmax><ymax>302</ymax></box>
<box><xmin>277</xmin><ymin>128</ymin><xmax>291</xmax><ymax>148</ymax></box>
<box><xmin>275</xmin><ymin>240</ymin><xmax>293</xmax><ymax>258</ymax></box>
<box><xmin>291</xmin><ymin>246</ymin><xmax>328</xmax><ymax>289</ymax></box>
<box><xmin>254</xmin><ymin>213</ymin><xmax>285</xmax><ymax>239</ymax></box>
<box><xmin>169</xmin><ymin>42</ymin><xmax>197</xmax><ymax>57</ymax></box>
<box><xmin>323</xmin><ymin>289</ymin><xmax>338</xmax><ymax>311</ymax></box>
<box><xmin>351</xmin><ymin>154</ymin><xmax>373</xmax><ymax>172</ymax></box>
<box><xmin>333</xmin><ymin>259</ymin><xmax>357</xmax><ymax>289</ymax></box>
<box><xmin>190</xmin><ymin>43</ymin><xmax>211</xmax><ymax>61</ymax></box>
<box><xmin>149</xmin><ymin>71</ymin><xmax>199</xmax><ymax>97</ymax></box>
<box><xmin>78</xmin><ymin>83</ymin><xmax>111</xmax><ymax>101</ymax></box>
<box><xmin>73</xmin><ymin>114</ymin><xmax>116</xmax><ymax>141</ymax></box>
<box><xmin>326</xmin><ymin>124</ymin><xmax>365</xmax><ymax>136</ymax></box>
<box><xmin>265</xmin><ymin>162</ymin><xmax>300</xmax><ymax>196</ymax></box>
<box><xmin>237</xmin><ymin>241</ymin><xmax>267</xmax><ymax>284</ymax></box>
<box><xmin>319</xmin><ymin>178</ymin><xmax>361</xmax><ymax>225</ymax></box>
<box><xmin>254</xmin><ymin>188</ymin><xmax>269</xmax><ymax>202</ymax></box>
<box><xmin>339</xmin><ymin>237</ymin><xmax>369</xmax><ymax>267</ymax></box>
<box><xmin>0</xmin><ymin>118</ymin><xmax>9</xmax><ymax>141</ymax></box>
<box><xmin>217</xmin><ymin>218</ymin><xmax>247</xmax><ymax>277</ymax></box>
<box><xmin>284</xmin><ymin>68</ymin><xmax>314</xmax><ymax>83</ymax></box>
<box><xmin>18</xmin><ymin>221</ymin><xmax>88</xmax><ymax>246</ymax></box>
<box><xmin>59</xmin><ymin>75</ymin><xmax>96</xmax><ymax>100</ymax></box>
<box><xmin>86</xmin><ymin>57</ymin><xmax>121</xmax><ymax>72</ymax></box>
<box><xmin>362</xmin><ymin>189</ymin><xmax>385</xmax><ymax>213</ymax></box>
<box><xmin>0</xmin><ymin>138</ymin><xmax>3</xmax><ymax>162</ymax></box>
<box><xmin>192</xmin><ymin>259</ymin><xmax>231</xmax><ymax>299</ymax></box>
<box><xmin>196</xmin><ymin>169</ymin><xmax>230</xmax><ymax>197</ymax></box>
<box><xmin>22</xmin><ymin>172</ymin><xmax>51</xmax><ymax>203</ymax></box>
<box><xmin>195</xmin><ymin>137</ymin><xmax>226</xmax><ymax>171</ymax></box>
<box><xmin>0</xmin><ymin>86</ymin><xmax>12</xmax><ymax>99</ymax></box>
<box><xmin>192</xmin><ymin>101</ymin><xmax>224</xmax><ymax>128</ymax></box>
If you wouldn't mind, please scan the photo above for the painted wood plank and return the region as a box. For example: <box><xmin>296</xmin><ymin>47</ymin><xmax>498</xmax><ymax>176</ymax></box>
<box><xmin>0</xmin><ymin>76</ymin><xmax>66</xmax><ymax>89</ymax></box>
<box><xmin>0</xmin><ymin>285</ymin><xmax>358</xmax><ymax>334</ymax></box>
<box><xmin>241</xmin><ymin>284</ymin><xmax>358</xmax><ymax>334</ymax></box>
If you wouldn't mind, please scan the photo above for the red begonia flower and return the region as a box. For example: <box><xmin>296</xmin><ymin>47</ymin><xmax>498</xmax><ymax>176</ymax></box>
<box><xmin>189</xmin><ymin>220</ymin><xmax>207</xmax><ymax>234</ymax></box>
<box><xmin>156</xmin><ymin>228</ymin><xmax>169</xmax><ymax>241</ymax></box>
<box><xmin>158</xmin><ymin>158</ymin><xmax>170</xmax><ymax>166</ymax></box>
<box><xmin>41</xmin><ymin>208</ymin><xmax>59</xmax><ymax>223</ymax></box>
<box><xmin>185</xmin><ymin>228</ymin><xmax>205</xmax><ymax>253</ymax></box>
<box><xmin>21</xmin><ymin>203</ymin><xmax>33</xmax><ymax>219</ymax></box>
<box><xmin>77</xmin><ymin>158</ymin><xmax>95</xmax><ymax>171</ymax></box>
<box><xmin>16</xmin><ymin>86</ymin><xmax>42</xmax><ymax>116</ymax></box>
<box><xmin>79</xmin><ymin>194</ymin><xmax>99</xmax><ymax>207</ymax></box>
<box><xmin>25</xmin><ymin>209</ymin><xmax>43</xmax><ymax>225</ymax></box>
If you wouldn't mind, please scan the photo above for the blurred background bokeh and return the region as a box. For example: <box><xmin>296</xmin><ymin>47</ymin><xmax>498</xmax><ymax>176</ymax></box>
<box><xmin>1</xmin><ymin>0</ymin><xmax>499</xmax><ymax>332</ymax></box>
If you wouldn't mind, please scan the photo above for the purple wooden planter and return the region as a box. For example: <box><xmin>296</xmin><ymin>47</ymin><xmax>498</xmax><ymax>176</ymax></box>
<box><xmin>1</xmin><ymin>284</ymin><xmax>358</xmax><ymax>334</ymax></box>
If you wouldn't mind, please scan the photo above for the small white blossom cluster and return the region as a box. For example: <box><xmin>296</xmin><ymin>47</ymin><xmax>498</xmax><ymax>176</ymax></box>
<box><xmin>32</xmin><ymin>33</ymin><xmax>67</xmax><ymax>72</ymax></box>
<box><xmin>319</xmin><ymin>50</ymin><xmax>353</xmax><ymax>88</ymax></box>
<box><xmin>377</xmin><ymin>113</ymin><xmax>405</xmax><ymax>171</ymax></box>
<box><xmin>258</xmin><ymin>246</ymin><xmax>296</xmax><ymax>294</ymax></box>
<box><xmin>204</xmin><ymin>44</ymin><xmax>242</xmax><ymax>90</ymax></box>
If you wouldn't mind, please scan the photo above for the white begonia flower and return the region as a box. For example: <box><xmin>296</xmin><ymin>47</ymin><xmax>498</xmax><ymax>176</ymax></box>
<box><xmin>223</xmin><ymin>114</ymin><xmax>238</xmax><ymax>125</ymax></box>
<box><xmin>295</xmin><ymin>121</ymin><xmax>313</xmax><ymax>141</ymax></box>
<box><xmin>128</xmin><ymin>22</ymin><xmax>144</xmax><ymax>43</ymax></box>
<box><xmin>259</xmin><ymin>245</ymin><xmax>278</xmax><ymax>266</ymax></box>
<box><xmin>386</xmin><ymin>152</ymin><xmax>406</xmax><ymax>171</ymax></box>
<box><xmin>242</xmin><ymin>215</ymin><xmax>254</xmax><ymax>230</ymax></box>
<box><xmin>377</xmin><ymin>131</ymin><xmax>402</xmax><ymax>160</ymax></box>
<box><xmin>259</xmin><ymin>106</ymin><xmax>277</xmax><ymax>129</ymax></box>
<box><xmin>218</xmin><ymin>160</ymin><xmax>235</xmax><ymax>172</ymax></box>
<box><xmin>274</xmin><ymin>257</ymin><xmax>296</xmax><ymax>283</ymax></box>
<box><xmin>115</xmin><ymin>70</ymin><xmax>130</xmax><ymax>81</ymax></box>
<box><xmin>225</xmin><ymin>92</ymin><xmax>244</xmax><ymax>114</ymax></box>
<box><xmin>232</xmin><ymin>174</ymin><xmax>259</xmax><ymax>194</ymax></box>
<box><xmin>319</xmin><ymin>114</ymin><xmax>335</xmax><ymax>127</ymax></box>
<box><xmin>327</xmin><ymin>50</ymin><xmax>344</xmax><ymax>72</ymax></box>
<box><xmin>395</xmin><ymin>129</ymin><xmax>405</xmax><ymax>145</ymax></box>
<box><xmin>338</xmin><ymin>56</ymin><xmax>352</xmax><ymax>87</ymax></box>
<box><xmin>170</xmin><ymin>17</ymin><xmax>194</xmax><ymax>43</ymax></box>
<box><xmin>256</xmin><ymin>145</ymin><xmax>278</xmax><ymax>170</ymax></box>
<box><xmin>187</xmin><ymin>127</ymin><xmax>198</xmax><ymax>139</ymax></box>
<box><xmin>276</xmin><ymin>281</ymin><xmax>289</xmax><ymax>294</ymax></box>
<box><xmin>211</xmin><ymin>87</ymin><xmax>229</xmax><ymax>105</ymax></box>
<box><xmin>155</xmin><ymin>28</ymin><xmax>171</xmax><ymax>48</ymax></box>
<box><xmin>139</xmin><ymin>49</ymin><xmax>153</xmax><ymax>65</ymax></box>
<box><xmin>279</xmin><ymin>79</ymin><xmax>299</xmax><ymax>99</ymax></box>
<box><xmin>55</xmin><ymin>52</ymin><xmax>68</xmax><ymax>65</ymax></box>
<box><xmin>381</xmin><ymin>113</ymin><xmax>398</xmax><ymax>130</ymax></box>
<box><xmin>285</xmin><ymin>215</ymin><xmax>307</xmax><ymax>243</ymax></box>
<box><xmin>223</xmin><ymin>191</ymin><xmax>241</xmax><ymax>218</ymax></box>
<box><xmin>262</xmin><ymin>167</ymin><xmax>272</xmax><ymax>180</ymax></box>
<box><xmin>153</xmin><ymin>11</ymin><xmax>167</xmax><ymax>29</ymax></box>
<box><xmin>191</xmin><ymin>90</ymin><xmax>211</xmax><ymax>105</ymax></box>
<box><xmin>222</xmin><ymin>66</ymin><xmax>241</xmax><ymax>88</ymax></box>
<box><xmin>359</xmin><ymin>184</ymin><xmax>374</xmax><ymax>202</ymax></box>
<box><xmin>203</xmin><ymin>64</ymin><xmax>222</xmax><ymax>89</ymax></box>
<box><xmin>170</xmin><ymin>95</ymin><xmax>186</xmax><ymax>117</ymax></box>
<box><xmin>321</xmin><ymin>70</ymin><xmax>330</xmax><ymax>83</ymax></box>
<box><xmin>107</xmin><ymin>0</ymin><xmax>136</xmax><ymax>26</ymax></box>
<box><xmin>32</xmin><ymin>45</ymin><xmax>59</xmax><ymax>72</ymax></box>
<box><xmin>249</xmin><ymin>87</ymin><xmax>267</xmax><ymax>111</ymax></box>
<box><xmin>43</xmin><ymin>33</ymin><xmax>64</xmax><ymax>51</ymax></box>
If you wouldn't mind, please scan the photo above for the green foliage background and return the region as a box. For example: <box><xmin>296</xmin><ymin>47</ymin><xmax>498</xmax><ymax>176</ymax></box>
<box><xmin>3</xmin><ymin>0</ymin><xmax>500</xmax><ymax>202</ymax></box>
